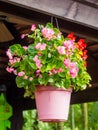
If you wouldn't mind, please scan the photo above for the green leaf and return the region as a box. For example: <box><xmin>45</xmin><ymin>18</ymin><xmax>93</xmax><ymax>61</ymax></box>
<box><xmin>10</xmin><ymin>44</ymin><xmax>25</xmax><ymax>56</ymax></box>
<box><xmin>58</xmin><ymin>72</ymin><xmax>66</xmax><ymax>77</ymax></box>
<box><xmin>16</xmin><ymin>76</ymin><xmax>28</xmax><ymax>88</ymax></box>
<box><xmin>54</xmin><ymin>82</ymin><xmax>61</xmax><ymax>88</ymax></box>
<box><xmin>46</xmin><ymin>63</ymin><xmax>52</xmax><ymax>70</ymax></box>
<box><xmin>40</xmin><ymin>65</ymin><xmax>47</xmax><ymax>72</ymax></box>
<box><xmin>19</xmin><ymin>59</ymin><xmax>27</xmax><ymax>70</ymax></box>
<box><xmin>63</xmin><ymin>78</ymin><xmax>71</xmax><ymax>89</ymax></box>
<box><xmin>38</xmin><ymin>73</ymin><xmax>49</xmax><ymax>85</ymax></box>
<box><xmin>28</xmin><ymin>61</ymin><xmax>37</xmax><ymax>69</ymax></box>
<box><xmin>24</xmin><ymin>89</ymin><xmax>33</xmax><ymax>98</ymax></box>
<box><xmin>40</xmin><ymin>53</ymin><xmax>47</xmax><ymax>64</ymax></box>
<box><xmin>38</xmin><ymin>24</ymin><xmax>44</xmax><ymax>29</ymax></box>
<box><xmin>48</xmin><ymin>78</ymin><xmax>54</xmax><ymax>83</ymax></box>
<box><xmin>31</xmin><ymin>78</ymin><xmax>38</xmax><ymax>85</ymax></box>
<box><xmin>46</xmin><ymin>23</ymin><xmax>53</xmax><ymax>28</ymax></box>
<box><xmin>28</xmin><ymin>44</ymin><xmax>36</xmax><ymax>55</ymax></box>
<box><xmin>38</xmin><ymin>77</ymin><xmax>45</xmax><ymax>85</ymax></box>
<box><xmin>54</xmin><ymin>28</ymin><xmax>59</xmax><ymax>34</ymax></box>
<box><xmin>12</xmin><ymin>61</ymin><xmax>20</xmax><ymax>67</ymax></box>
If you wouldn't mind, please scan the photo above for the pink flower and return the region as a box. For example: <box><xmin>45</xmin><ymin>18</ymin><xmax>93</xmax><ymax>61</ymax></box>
<box><xmin>16</xmin><ymin>58</ymin><xmax>21</xmax><ymax>62</ymax></box>
<box><xmin>51</xmin><ymin>69</ymin><xmax>57</xmax><ymax>74</ymax></box>
<box><xmin>35</xmin><ymin>43</ymin><xmax>46</xmax><ymax>50</ymax></box>
<box><xmin>38</xmin><ymin>52</ymin><xmax>42</xmax><ymax>56</ymax></box>
<box><xmin>64</xmin><ymin>59</ymin><xmax>78</xmax><ymax>78</ymax></box>
<box><xmin>36</xmin><ymin>61</ymin><xmax>42</xmax><ymax>68</ymax></box>
<box><xmin>49</xmin><ymin>68</ymin><xmax>63</xmax><ymax>75</ymax></box>
<box><xmin>36</xmin><ymin>69</ymin><xmax>40</xmax><ymax>76</ymax></box>
<box><xmin>18</xmin><ymin>71</ymin><xmax>25</xmax><ymax>76</ymax></box>
<box><xmin>35</xmin><ymin>43</ymin><xmax>41</xmax><ymax>50</ymax></box>
<box><xmin>21</xmin><ymin>34</ymin><xmax>28</xmax><ymax>39</ymax></box>
<box><xmin>39</xmin><ymin>74</ymin><xmax>42</xmax><ymax>78</ymax></box>
<box><xmin>57</xmin><ymin>68</ymin><xmax>63</xmax><ymax>73</ymax></box>
<box><xmin>41</xmin><ymin>27</ymin><xmax>54</xmax><ymax>40</ymax></box>
<box><xmin>23</xmin><ymin>46</ymin><xmax>28</xmax><ymax>50</ymax></box>
<box><xmin>29</xmin><ymin>77</ymin><xmax>33</xmax><ymax>81</ymax></box>
<box><xmin>31</xmin><ymin>24</ymin><xmax>36</xmax><ymax>31</ymax></box>
<box><xmin>21</xmin><ymin>34</ymin><xmax>26</xmax><ymax>39</ymax></box>
<box><xmin>40</xmin><ymin>43</ymin><xmax>46</xmax><ymax>50</ymax></box>
<box><xmin>64</xmin><ymin>59</ymin><xmax>71</xmax><ymax>68</ymax></box>
<box><xmin>63</xmin><ymin>40</ymin><xmax>76</xmax><ymax>53</ymax></box>
<box><xmin>57</xmin><ymin>46</ymin><xmax>66</xmax><ymax>54</ymax></box>
<box><xmin>57</xmin><ymin>32</ymin><xmax>62</xmax><ymax>39</ymax></box>
<box><xmin>70</xmin><ymin>67</ymin><xmax>78</xmax><ymax>78</ymax></box>
<box><xmin>9</xmin><ymin>59</ymin><xmax>14</xmax><ymax>65</ymax></box>
<box><xmin>70</xmin><ymin>62</ymin><xmax>77</xmax><ymax>69</ymax></box>
<box><xmin>6</xmin><ymin>49</ymin><xmax>13</xmax><ymax>59</ymax></box>
<box><xmin>63</xmin><ymin>40</ymin><xmax>76</xmax><ymax>51</ymax></box>
<box><xmin>6</xmin><ymin>67</ymin><xmax>14</xmax><ymax>73</ymax></box>
<box><xmin>33</xmin><ymin>55</ymin><xmax>39</xmax><ymax>62</ymax></box>
<box><xmin>13</xmin><ymin>70</ymin><xmax>17</xmax><ymax>75</ymax></box>
<box><xmin>49</xmin><ymin>71</ymin><xmax>52</xmax><ymax>75</ymax></box>
<box><xmin>33</xmin><ymin>55</ymin><xmax>42</xmax><ymax>68</ymax></box>
<box><xmin>24</xmin><ymin>75</ymin><xmax>28</xmax><ymax>79</ymax></box>
<box><xmin>9</xmin><ymin>57</ymin><xmax>21</xmax><ymax>65</ymax></box>
<box><xmin>66</xmin><ymin>51</ymin><xmax>73</xmax><ymax>57</ymax></box>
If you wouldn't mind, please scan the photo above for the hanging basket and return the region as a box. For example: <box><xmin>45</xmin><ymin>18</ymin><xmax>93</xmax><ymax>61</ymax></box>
<box><xmin>35</xmin><ymin>85</ymin><xmax>72</xmax><ymax>122</ymax></box>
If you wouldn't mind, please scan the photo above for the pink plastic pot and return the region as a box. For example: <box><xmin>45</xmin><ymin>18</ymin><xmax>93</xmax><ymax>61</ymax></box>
<box><xmin>35</xmin><ymin>85</ymin><xmax>72</xmax><ymax>122</ymax></box>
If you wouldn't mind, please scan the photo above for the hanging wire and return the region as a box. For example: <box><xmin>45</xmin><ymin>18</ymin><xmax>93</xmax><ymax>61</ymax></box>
<box><xmin>55</xmin><ymin>17</ymin><xmax>59</xmax><ymax>29</ymax></box>
<box><xmin>51</xmin><ymin>16</ymin><xmax>53</xmax><ymax>24</ymax></box>
<box><xmin>51</xmin><ymin>16</ymin><xmax>59</xmax><ymax>29</ymax></box>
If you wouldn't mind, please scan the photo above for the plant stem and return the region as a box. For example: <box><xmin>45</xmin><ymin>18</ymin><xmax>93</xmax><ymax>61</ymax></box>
<box><xmin>57</xmin><ymin>122</ymin><xmax>64</xmax><ymax>130</ymax></box>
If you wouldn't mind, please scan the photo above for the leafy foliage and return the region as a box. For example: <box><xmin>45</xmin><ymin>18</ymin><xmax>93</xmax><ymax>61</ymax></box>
<box><xmin>6</xmin><ymin>23</ymin><xmax>91</xmax><ymax>98</ymax></box>
<box><xmin>23</xmin><ymin>109</ymin><xmax>57</xmax><ymax>130</ymax></box>
<box><xmin>23</xmin><ymin>102</ymin><xmax>98</xmax><ymax>130</ymax></box>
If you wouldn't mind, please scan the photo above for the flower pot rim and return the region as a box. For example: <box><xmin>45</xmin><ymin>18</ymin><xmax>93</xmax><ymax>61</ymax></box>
<box><xmin>36</xmin><ymin>85</ymin><xmax>73</xmax><ymax>92</ymax></box>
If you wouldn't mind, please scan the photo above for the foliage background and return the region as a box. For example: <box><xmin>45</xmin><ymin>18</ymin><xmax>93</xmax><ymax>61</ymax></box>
<box><xmin>23</xmin><ymin>102</ymin><xmax>98</xmax><ymax>130</ymax></box>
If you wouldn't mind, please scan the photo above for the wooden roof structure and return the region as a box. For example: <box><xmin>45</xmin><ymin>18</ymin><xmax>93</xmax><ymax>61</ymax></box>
<box><xmin>0</xmin><ymin>0</ymin><xmax>98</xmax><ymax>104</ymax></box>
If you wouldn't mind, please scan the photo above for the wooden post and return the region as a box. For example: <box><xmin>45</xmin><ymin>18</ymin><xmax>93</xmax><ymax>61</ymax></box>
<box><xmin>82</xmin><ymin>103</ymin><xmax>88</xmax><ymax>130</ymax></box>
<box><xmin>70</xmin><ymin>105</ymin><xmax>75</xmax><ymax>130</ymax></box>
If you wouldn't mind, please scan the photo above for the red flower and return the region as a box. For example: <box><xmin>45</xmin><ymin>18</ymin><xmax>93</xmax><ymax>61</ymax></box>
<box><xmin>84</xmin><ymin>61</ymin><xmax>87</xmax><ymax>67</ymax></box>
<box><xmin>78</xmin><ymin>39</ymin><xmax>87</xmax><ymax>50</ymax></box>
<box><xmin>67</xmin><ymin>32</ymin><xmax>76</xmax><ymax>41</ymax></box>
<box><xmin>82</xmin><ymin>50</ymin><xmax>88</xmax><ymax>60</ymax></box>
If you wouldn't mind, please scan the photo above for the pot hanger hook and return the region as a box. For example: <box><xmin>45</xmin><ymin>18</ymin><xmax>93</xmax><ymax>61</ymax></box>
<box><xmin>51</xmin><ymin>16</ymin><xmax>59</xmax><ymax>29</ymax></box>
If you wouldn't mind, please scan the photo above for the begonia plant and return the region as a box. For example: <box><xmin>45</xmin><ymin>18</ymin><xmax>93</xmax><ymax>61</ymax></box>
<box><xmin>6</xmin><ymin>23</ymin><xmax>91</xmax><ymax>98</ymax></box>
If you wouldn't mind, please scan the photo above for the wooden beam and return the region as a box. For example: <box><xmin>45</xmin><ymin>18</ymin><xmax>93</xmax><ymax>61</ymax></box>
<box><xmin>0</xmin><ymin>11</ymin><xmax>33</xmax><ymax>25</ymax></box>
<box><xmin>0</xmin><ymin>49</ymin><xmax>6</xmax><ymax>55</ymax></box>
<box><xmin>0</xmin><ymin>56</ymin><xmax>8</xmax><ymax>62</ymax></box>
<box><xmin>74</xmin><ymin>0</ymin><xmax>98</xmax><ymax>9</ymax></box>
<box><xmin>1</xmin><ymin>0</ymin><xmax>98</xmax><ymax>29</ymax></box>
<box><xmin>0</xmin><ymin>1</ymin><xmax>98</xmax><ymax>43</ymax></box>
<box><xmin>0</xmin><ymin>22</ymin><xmax>14</xmax><ymax>42</ymax></box>
<box><xmin>0</xmin><ymin>64</ymin><xmax>7</xmax><ymax>69</ymax></box>
<box><xmin>71</xmin><ymin>84</ymin><xmax>98</xmax><ymax>104</ymax></box>
<box><xmin>57</xmin><ymin>20</ymin><xmax>98</xmax><ymax>42</ymax></box>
